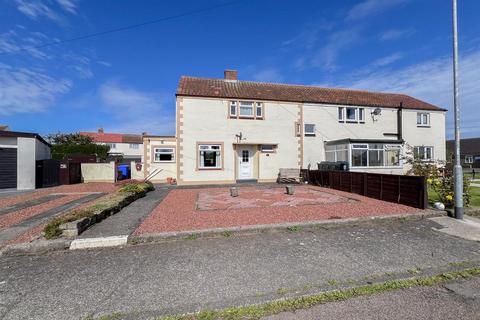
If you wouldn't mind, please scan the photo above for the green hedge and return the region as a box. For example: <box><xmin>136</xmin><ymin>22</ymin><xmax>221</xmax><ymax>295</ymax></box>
<box><xmin>51</xmin><ymin>144</ymin><xmax>110</xmax><ymax>160</ymax></box>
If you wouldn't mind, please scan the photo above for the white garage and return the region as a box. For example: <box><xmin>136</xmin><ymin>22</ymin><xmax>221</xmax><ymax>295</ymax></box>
<box><xmin>0</xmin><ymin>131</ymin><xmax>52</xmax><ymax>190</ymax></box>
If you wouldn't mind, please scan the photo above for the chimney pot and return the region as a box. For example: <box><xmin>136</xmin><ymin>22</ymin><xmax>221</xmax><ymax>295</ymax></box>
<box><xmin>224</xmin><ymin>70</ymin><xmax>237</xmax><ymax>81</ymax></box>
<box><xmin>98</xmin><ymin>128</ymin><xmax>104</xmax><ymax>134</ymax></box>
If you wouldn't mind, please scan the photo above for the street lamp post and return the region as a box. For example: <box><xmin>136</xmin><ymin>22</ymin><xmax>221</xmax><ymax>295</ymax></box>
<box><xmin>452</xmin><ymin>0</ymin><xmax>463</xmax><ymax>219</ymax></box>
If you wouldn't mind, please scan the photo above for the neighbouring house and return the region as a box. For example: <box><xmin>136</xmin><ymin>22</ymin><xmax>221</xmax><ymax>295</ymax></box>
<box><xmin>446</xmin><ymin>138</ymin><xmax>480</xmax><ymax>168</ymax></box>
<box><xmin>0</xmin><ymin>125</ymin><xmax>9</xmax><ymax>131</ymax></box>
<box><xmin>0</xmin><ymin>130</ymin><xmax>52</xmax><ymax>190</ymax></box>
<box><xmin>80</xmin><ymin>128</ymin><xmax>144</xmax><ymax>162</ymax></box>
<box><xmin>143</xmin><ymin>70</ymin><xmax>446</xmax><ymax>185</ymax></box>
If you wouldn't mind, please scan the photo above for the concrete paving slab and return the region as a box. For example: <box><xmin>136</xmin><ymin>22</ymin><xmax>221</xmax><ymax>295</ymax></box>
<box><xmin>70</xmin><ymin>235</ymin><xmax>128</xmax><ymax>250</ymax></box>
<box><xmin>430</xmin><ymin>216</ymin><xmax>480</xmax><ymax>241</ymax></box>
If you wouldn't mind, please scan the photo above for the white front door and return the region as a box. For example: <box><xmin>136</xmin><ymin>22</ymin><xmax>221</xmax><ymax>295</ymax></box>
<box><xmin>238</xmin><ymin>147</ymin><xmax>253</xmax><ymax>180</ymax></box>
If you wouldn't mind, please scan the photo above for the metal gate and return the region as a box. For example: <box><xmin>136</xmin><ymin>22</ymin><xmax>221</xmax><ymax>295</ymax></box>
<box><xmin>36</xmin><ymin>159</ymin><xmax>60</xmax><ymax>188</ymax></box>
<box><xmin>0</xmin><ymin>148</ymin><xmax>17</xmax><ymax>189</ymax></box>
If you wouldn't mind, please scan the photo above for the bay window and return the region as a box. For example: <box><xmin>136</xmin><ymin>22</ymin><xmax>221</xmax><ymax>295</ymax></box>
<box><xmin>199</xmin><ymin>144</ymin><xmax>222</xmax><ymax>169</ymax></box>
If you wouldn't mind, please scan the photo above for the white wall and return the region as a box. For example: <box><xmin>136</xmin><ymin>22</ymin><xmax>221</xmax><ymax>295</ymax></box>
<box><xmin>17</xmin><ymin>137</ymin><xmax>36</xmax><ymax>190</ymax></box>
<box><xmin>179</xmin><ymin>97</ymin><xmax>300</xmax><ymax>184</ymax></box>
<box><xmin>144</xmin><ymin>137</ymin><xmax>177</xmax><ymax>183</ymax></box>
<box><xmin>81</xmin><ymin>162</ymin><xmax>116</xmax><ymax>183</ymax></box>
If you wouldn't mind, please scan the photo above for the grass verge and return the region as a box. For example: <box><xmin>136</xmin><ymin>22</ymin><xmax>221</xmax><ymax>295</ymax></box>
<box><xmin>155</xmin><ymin>267</ymin><xmax>480</xmax><ymax>320</ymax></box>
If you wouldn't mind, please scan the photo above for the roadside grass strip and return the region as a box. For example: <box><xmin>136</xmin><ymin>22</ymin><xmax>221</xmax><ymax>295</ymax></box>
<box><xmin>88</xmin><ymin>267</ymin><xmax>480</xmax><ymax>320</ymax></box>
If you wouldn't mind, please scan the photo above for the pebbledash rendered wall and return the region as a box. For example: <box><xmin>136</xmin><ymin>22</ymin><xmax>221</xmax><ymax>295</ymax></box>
<box><xmin>176</xmin><ymin>97</ymin><xmax>301</xmax><ymax>184</ymax></box>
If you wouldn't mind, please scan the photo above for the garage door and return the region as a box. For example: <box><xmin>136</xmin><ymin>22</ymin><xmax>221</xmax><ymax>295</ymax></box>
<box><xmin>0</xmin><ymin>148</ymin><xmax>17</xmax><ymax>189</ymax></box>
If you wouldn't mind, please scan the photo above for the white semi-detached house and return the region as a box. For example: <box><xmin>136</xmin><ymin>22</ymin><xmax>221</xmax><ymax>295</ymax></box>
<box><xmin>143</xmin><ymin>70</ymin><xmax>446</xmax><ymax>185</ymax></box>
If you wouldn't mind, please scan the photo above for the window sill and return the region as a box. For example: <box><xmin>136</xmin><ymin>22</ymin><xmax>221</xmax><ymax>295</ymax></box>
<box><xmin>198</xmin><ymin>167</ymin><xmax>223</xmax><ymax>171</ymax></box>
<box><xmin>153</xmin><ymin>161</ymin><xmax>175</xmax><ymax>163</ymax></box>
<box><xmin>417</xmin><ymin>125</ymin><xmax>431</xmax><ymax>128</ymax></box>
<box><xmin>351</xmin><ymin>166</ymin><xmax>403</xmax><ymax>169</ymax></box>
<box><xmin>304</xmin><ymin>134</ymin><xmax>316</xmax><ymax>137</ymax></box>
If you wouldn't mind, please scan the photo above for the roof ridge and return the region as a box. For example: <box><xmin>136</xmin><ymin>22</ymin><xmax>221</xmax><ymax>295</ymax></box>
<box><xmin>179</xmin><ymin>76</ymin><xmax>411</xmax><ymax>97</ymax></box>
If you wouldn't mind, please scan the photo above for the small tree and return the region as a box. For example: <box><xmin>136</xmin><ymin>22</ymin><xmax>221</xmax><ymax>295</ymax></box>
<box><xmin>47</xmin><ymin>132</ymin><xmax>110</xmax><ymax>161</ymax></box>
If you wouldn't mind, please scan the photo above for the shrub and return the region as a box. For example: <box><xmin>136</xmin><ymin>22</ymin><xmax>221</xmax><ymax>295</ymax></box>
<box><xmin>118</xmin><ymin>182</ymin><xmax>154</xmax><ymax>193</ymax></box>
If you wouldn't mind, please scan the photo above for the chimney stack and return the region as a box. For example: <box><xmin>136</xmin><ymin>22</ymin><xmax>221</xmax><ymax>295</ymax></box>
<box><xmin>224</xmin><ymin>70</ymin><xmax>237</xmax><ymax>81</ymax></box>
<box><xmin>98</xmin><ymin>127</ymin><xmax>104</xmax><ymax>134</ymax></box>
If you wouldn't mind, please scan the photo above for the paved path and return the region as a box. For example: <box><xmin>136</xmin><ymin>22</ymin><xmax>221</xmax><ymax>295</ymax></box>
<box><xmin>79</xmin><ymin>186</ymin><xmax>172</xmax><ymax>238</ymax></box>
<box><xmin>1</xmin><ymin>219</ymin><xmax>479</xmax><ymax>320</ymax></box>
<box><xmin>265</xmin><ymin>276</ymin><xmax>480</xmax><ymax>320</ymax></box>
<box><xmin>0</xmin><ymin>194</ymin><xmax>66</xmax><ymax>216</ymax></box>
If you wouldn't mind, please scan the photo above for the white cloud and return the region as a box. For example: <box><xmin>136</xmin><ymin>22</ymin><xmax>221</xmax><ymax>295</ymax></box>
<box><xmin>99</xmin><ymin>82</ymin><xmax>163</xmax><ymax>114</ymax></box>
<box><xmin>341</xmin><ymin>49</ymin><xmax>480</xmax><ymax>138</ymax></box>
<box><xmin>252</xmin><ymin>68</ymin><xmax>284</xmax><ymax>83</ymax></box>
<box><xmin>379</xmin><ymin>28</ymin><xmax>416</xmax><ymax>41</ymax></box>
<box><xmin>0</xmin><ymin>30</ymin><xmax>51</xmax><ymax>59</ymax></box>
<box><xmin>13</xmin><ymin>0</ymin><xmax>78</xmax><ymax>23</ymax></box>
<box><xmin>98</xmin><ymin>82</ymin><xmax>174</xmax><ymax>135</ymax></box>
<box><xmin>312</xmin><ymin>28</ymin><xmax>361</xmax><ymax>71</ymax></box>
<box><xmin>371</xmin><ymin>52</ymin><xmax>404</xmax><ymax>67</ymax></box>
<box><xmin>0</xmin><ymin>63</ymin><xmax>71</xmax><ymax>115</ymax></box>
<box><xmin>14</xmin><ymin>0</ymin><xmax>61</xmax><ymax>22</ymax></box>
<box><xmin>346</xmin><ymin>0</ymin><xmax>409</xmax><ymax>22</ymax></box>
<box><xmin>56</xmin><ymin>0</ymin><xmax>78</xmax><ymax>13</ymax></box>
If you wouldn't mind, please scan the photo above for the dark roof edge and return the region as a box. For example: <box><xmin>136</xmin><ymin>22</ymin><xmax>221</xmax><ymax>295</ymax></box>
<box><xmin>0</xmin><ymin>131</ymin><xmax>51</xmax><ymax>147</ymax></box>
<box><xmin>142</xmin><ymin>135</ymin><xmax>176</xmax><ymax>138</ymax></box>
<box><xmin>326</xmin><ymin>138</ymin><xmax>404</xmax><ymax>145</ymax></box>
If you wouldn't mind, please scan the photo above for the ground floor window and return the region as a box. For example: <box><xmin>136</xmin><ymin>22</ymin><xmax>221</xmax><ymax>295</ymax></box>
<box><xmin>199</xmin><ymin>144</ymin><xmax>222</xmax><ymax>169</ymax></box>
<box><xmin>414</xmin><ymin>146</ymin><xmax>433</xmax><ymax>161</ymax></box>
<box><xmin>154</xmin><ymin>147</ymin><xmax>175</xmax><ymax>162</ymax></box>
<box><xmin>465</xmin><ymin>155</ymin><xmax>473</xmax><ymax>164</ymax></box>
<box><xmin>350</xmin><ymin>144</ymin><xmax>401</xmax><ymax>167</ymax></box>
<box><xmin>325</xmin><ymin>144</ymin><xmax>348</xmax><ymax>162</ymax></box>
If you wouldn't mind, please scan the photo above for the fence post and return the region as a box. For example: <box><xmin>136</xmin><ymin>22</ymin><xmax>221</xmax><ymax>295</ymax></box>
<box><xmin>421</xmin><ymin>176</ymin><xmax>428</xmax><ymax>209</ymax></box>
<box><xmin>363</xmin><ymin>173</ymin><xmax>368</xmax><ymax>196</ymax></box>
<box><xmin>380</xmin><ymin>175</ymin><xmax>383</xmax><ymax>200</ymax></box>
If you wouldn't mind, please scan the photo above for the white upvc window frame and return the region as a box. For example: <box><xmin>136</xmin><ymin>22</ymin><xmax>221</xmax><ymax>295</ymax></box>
<box><xmin>416</xmin><ymin>112</ymin><xmax>430</xmax><ymax>127</ymax></box>
<box><xmin>338</xmin><ymin>107</ymin><xmax>365</xmax><ymax>123</ymax></box>
<box><xmin>414</xmin><ymin>146</ymin><xmax>434</xmax><ymax>161</ymax></box>
<box><xmin>260</xmin><ymin>144</ymin><xmax>275</xmax><ymax>153</ymax></box>
<box><xmin>349</xmin><ymin>143</ymin><xmax>402</xmax><ymax>168</ymax></box>
<box><xmin>239</xmin><ymin>101</ymin><xmax>254</xmax><ymax>118</ymax></box>
<box><xmin>304</xmin><ymin>123</ymin><xmax>316</xmax><ymax>136</ymax></box>
<box><xmin>198</xmin><ymin>144</ymin><xmax>222</xmax><ymax>169</ymax></box>
<box><xmin>465</xmin><ymin>155</ymin><xmax>473</xmax><ymax>164</ymax></box>
<box><xmin>153</xmin><ymin>147</ymin><xmax>175</xmax><ymax>163</ymax></box>
<box><xmin>229</xmin><ymin>101</ymin><xmax>237</xmax><ymax>117</ymax></box>
<box><xmin>256</xmin><ymin>102</ymin><xmax>263</xmax><ymax>118</ymax></box>
<box><xmin>129</xmin><ymin>143</ymin><xmax>139</xmax><ymax>149</ymax></box>
<box><xmin>106</xmin><ymin>143</ymin><xmax>116</xmax><ymax>149</ymax></box>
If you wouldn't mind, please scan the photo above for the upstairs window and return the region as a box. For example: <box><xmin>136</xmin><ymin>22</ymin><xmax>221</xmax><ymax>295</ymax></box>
<box><xmin>414</xmin><ymin>146</ymin><xmax>433</xmax><ymax>161</ymax></box>
<box><xmin>154</xmin><ymin>148</ymin><xmax>175</xmax><ymax>162</ymax></box>
<box><xmin>106</xmin><ymin>143</ymin><xmax>116</xmax><ymax>149</ymax></box>
<box><xmin>304</xmin><ymin>124</ymin><xmax>316</xmax><ymax>136</ymax></box>
<box><xmin>229</xmin><ymin>101</ymin><xmax>237</xmax><ymax>117</ymax></box>
<box><xmin>129</xmin><ymin>143</ymin><xmax>139</xmax><ymax>149</ymax></box>
<box><xmin>239</xmin><ymin>101</ymin><xmax>254</xmax><ymax>117</ymax></box>
<box><xmin>256</xmin><ymin>102</ymin><xmax>263</xmax><ymax>118</ymax></box>
<box><xmin>338</xmin><ymin>107</ymin><xmax>365</xmax><ymax>123</ymax></box>
<box><xmin>199</xmin><ymin>144</ymin><xmax>222</xmax><ymax>169</ymax></box>
<box><xmin>417</xmin><ymin>113</ymin><xmax>430</xmax><ymax>126</ymax></box>
<box><xmin>261</xmin><ymin>144</ymin><xmax>275</xmax><ymax>153</ymax></box>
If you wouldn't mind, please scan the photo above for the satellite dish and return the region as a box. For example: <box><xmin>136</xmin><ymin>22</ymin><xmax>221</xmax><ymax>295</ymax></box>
<box><xmin>372</xmin><ymin>108</ymin><xmax>382</xmax><ymax>116</ymax></box>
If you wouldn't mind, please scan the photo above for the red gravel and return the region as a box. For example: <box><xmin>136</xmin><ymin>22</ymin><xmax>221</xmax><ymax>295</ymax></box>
<box><xmin>134</xmin><ymin>185</ymin><xmax>421</xmax><ymax>235</ymax></box>
<box><xmin>0</xmin><ymin>194</ymin><xmax>85</xmax><ymax>228</ymax></box>
<box><xmin>0</xmin><ymin>183</ymin><xmax>118</xmax><ymax>209</ymax></box>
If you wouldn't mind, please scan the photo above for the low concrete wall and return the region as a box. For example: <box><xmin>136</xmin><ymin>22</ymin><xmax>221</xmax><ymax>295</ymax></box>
<box><xmin>81</xmin><ymin>162</ymin><xmax>116</xmax><ymax>183</ymax></box>
<box><xmin>130</xmin><ymin>161</ymin><xmax>145</xmax><ymax>180</ymax></box>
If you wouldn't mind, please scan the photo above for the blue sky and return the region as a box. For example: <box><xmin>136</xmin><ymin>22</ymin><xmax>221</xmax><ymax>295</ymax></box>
<box><xmin>1</xmin><ymin>0</ymin><xmax>479</xmax><ymax>138</ymax></box>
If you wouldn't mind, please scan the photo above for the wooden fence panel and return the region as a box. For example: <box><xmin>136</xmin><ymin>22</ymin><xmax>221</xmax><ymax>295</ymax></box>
<box><xmin>303</xmin><ymin>169</ymin><xmax>426</xmax><ymax>209</ymax></box>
